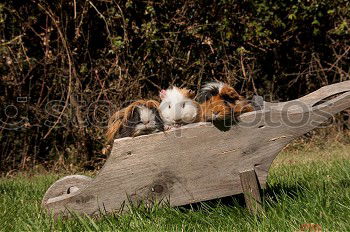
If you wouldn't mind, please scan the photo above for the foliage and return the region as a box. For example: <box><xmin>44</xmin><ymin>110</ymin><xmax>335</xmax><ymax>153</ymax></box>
<box><xmin>0</xmin><ymin>0</ymin><xmax>349</xmax><ymax>172</ymax></box>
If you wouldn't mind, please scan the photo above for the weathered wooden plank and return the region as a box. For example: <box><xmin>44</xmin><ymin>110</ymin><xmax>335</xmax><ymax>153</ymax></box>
<box><xmin>239</xmin><ymin>169</ymin><xmax>263</xmax><ymax>215</ymax></box>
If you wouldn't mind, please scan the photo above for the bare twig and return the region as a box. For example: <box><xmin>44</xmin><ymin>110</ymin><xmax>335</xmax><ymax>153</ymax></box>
<box><xmin>88</xmin><ymin>1</ymin><xmax>111</xmax><ymax>40</ymax></box>
<box><xmin>73</xmin><ymin>0</ymin><xmax>77</xmax><ymax>19</ymax></box>
<box><xmin>0</xmin><ymin>35</ymin><xmax>23</xmax><ymax>47</ymax></box>
<box><xmin>36</xmin><ymin>1</ymin><xmax>74</xmax><ymax>139</ymax></box>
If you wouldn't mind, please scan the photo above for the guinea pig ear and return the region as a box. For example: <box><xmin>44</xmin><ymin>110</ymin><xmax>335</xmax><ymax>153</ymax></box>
<box><xmin>187</xmin><ymin>89</ymin><xmax>196</xmax><ymax>99</ymax></box>
<box><xmin>220</xmin><ymin>86</ymin><xmax>241</xmax><ymax>103</ymax></box>
<box><xmin>159</xmin><ymin>89</ymin><xmax>167</xmax><ymax>99</ymax></box>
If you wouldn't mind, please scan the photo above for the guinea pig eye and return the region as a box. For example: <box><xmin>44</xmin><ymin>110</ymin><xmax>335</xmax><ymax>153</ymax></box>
<box><xmin>168</xmin><ymin>104</ymin><xmax>171</xmax><ymax>109</ymax></box>
<box><xmin>182</xmin><ymin>103</ymin><xmax>185</xmax><ymax>108</ymax></box>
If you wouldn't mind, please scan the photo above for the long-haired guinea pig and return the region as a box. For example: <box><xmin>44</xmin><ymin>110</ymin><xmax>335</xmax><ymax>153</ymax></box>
<box><xmin>106</xmin><ymin>100</ymin><xmax>164</xmax><ymax>142</ymax></box>
<box><xmin>159</xmin><ymin>87</ymin><xmax>201</xmax><ymax>127</ymax></box>
<box><xmin>196</xmin><ymin>81</ymin><xmax>254</xmax><ymax>122</ymax></box>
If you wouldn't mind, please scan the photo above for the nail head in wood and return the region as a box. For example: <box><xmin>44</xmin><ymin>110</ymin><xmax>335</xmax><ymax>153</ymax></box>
<box><xmin>152</xmin><ymin>184</ymin><xmax>164</xmax><ymax>194</ymax></box>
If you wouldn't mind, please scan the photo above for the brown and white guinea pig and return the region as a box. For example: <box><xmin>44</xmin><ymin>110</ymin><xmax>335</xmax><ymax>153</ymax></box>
<box><xmin>196</xmin><ymin>81</ymin><xmax>254</xmax><ymax>122</ymax></box>
<box><xmin>158</xmin><ymin>87</ymin><xmax>201</xmax><ymax>127</ymax></box>
<box><xmin>105</xmin><ymin>100</ymin><xmax>164</xmax><ymax>142</ymax></box>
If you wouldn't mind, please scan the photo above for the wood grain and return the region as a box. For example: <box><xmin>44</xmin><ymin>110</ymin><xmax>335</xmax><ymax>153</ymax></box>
<box><xmin>239</xmin><ymin>169</ymin><xmax>263</xmax><ymax>215</ymax></box>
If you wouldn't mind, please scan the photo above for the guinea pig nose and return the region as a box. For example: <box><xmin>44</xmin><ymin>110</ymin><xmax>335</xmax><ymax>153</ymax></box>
<box><xmin>175</xmin><ymin>119</ymin><xmax>182</xmax><ymax>123</ymax></box>
<box><xmin>143</xmin><ymin>120</ymin><xmax>150</xmax><ymax>124</ymax></box>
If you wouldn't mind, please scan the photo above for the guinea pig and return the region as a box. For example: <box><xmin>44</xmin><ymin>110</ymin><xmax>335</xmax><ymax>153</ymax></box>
<box><xmin>159</xmin><ymin>87</ymin><xmax>201</xmax><ymax>127</ymax></box>
<box><xmin>106</xmin><ymin>100</ymin><xmax>164</xmax><ymax>142</ymax></box>
<box><xmin>197</xmin><ymin>81</ymin><xmax>254</xmax><ymax>122</ymax></box>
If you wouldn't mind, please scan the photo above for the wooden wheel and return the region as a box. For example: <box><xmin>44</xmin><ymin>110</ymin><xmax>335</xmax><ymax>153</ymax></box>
<box><xmin>42</xmin><ymin>175</ymin><xmax>92</xmax><ymax>207</ymax></box>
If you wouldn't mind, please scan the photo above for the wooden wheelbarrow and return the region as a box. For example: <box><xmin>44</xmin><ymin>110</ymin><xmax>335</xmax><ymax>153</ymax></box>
<box><xmin>42</xmin><ymin>81</ymin><xmax>350</xmax><ymax>217</ymax></box>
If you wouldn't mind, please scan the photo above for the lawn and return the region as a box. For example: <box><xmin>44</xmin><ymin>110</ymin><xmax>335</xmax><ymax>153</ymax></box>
<box><xmin>1</xmin><ymin>138</ymin><xmax>350</xmax><ymax>231</ymax></box>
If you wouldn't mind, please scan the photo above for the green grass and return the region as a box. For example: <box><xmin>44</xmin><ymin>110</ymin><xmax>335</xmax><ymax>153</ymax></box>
<box><xmin>1</xmin><ymin>142</ymin><xmax>350</xmax><ymax>231</ymax></box>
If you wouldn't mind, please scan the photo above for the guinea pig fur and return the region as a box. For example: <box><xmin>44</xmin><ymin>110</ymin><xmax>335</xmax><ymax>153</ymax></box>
<box><xmin>197</xmin><ymin>81</ymin><xmax>254</xmax><ymax>122</ymax></box>
<box><xmin>159</xmin><ymin>87</ymin><xmax>200</xmax><ymax>126</ymax></box>
<box><xmin>106</xmin><ymin>100</ymin><xmax>164</xmax><ymax>142</ymax></box>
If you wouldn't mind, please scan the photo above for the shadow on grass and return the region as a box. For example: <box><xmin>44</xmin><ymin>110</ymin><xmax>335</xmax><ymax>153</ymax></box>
<box><xmin>177</xmin><ymin>182</ymin><xmax>310</xmax><ymax>213</ymax></box>
<box><xmin>177</xmin><ymin>193</ymin><xmax>246</xmax><ymax>212</ymax></box>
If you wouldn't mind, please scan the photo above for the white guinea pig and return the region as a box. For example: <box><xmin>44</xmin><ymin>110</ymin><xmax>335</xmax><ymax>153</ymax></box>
<box><xmin>159</xmin><ymin>87</ymin><xmax>200</xmax><ymax>127</ymax></box>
